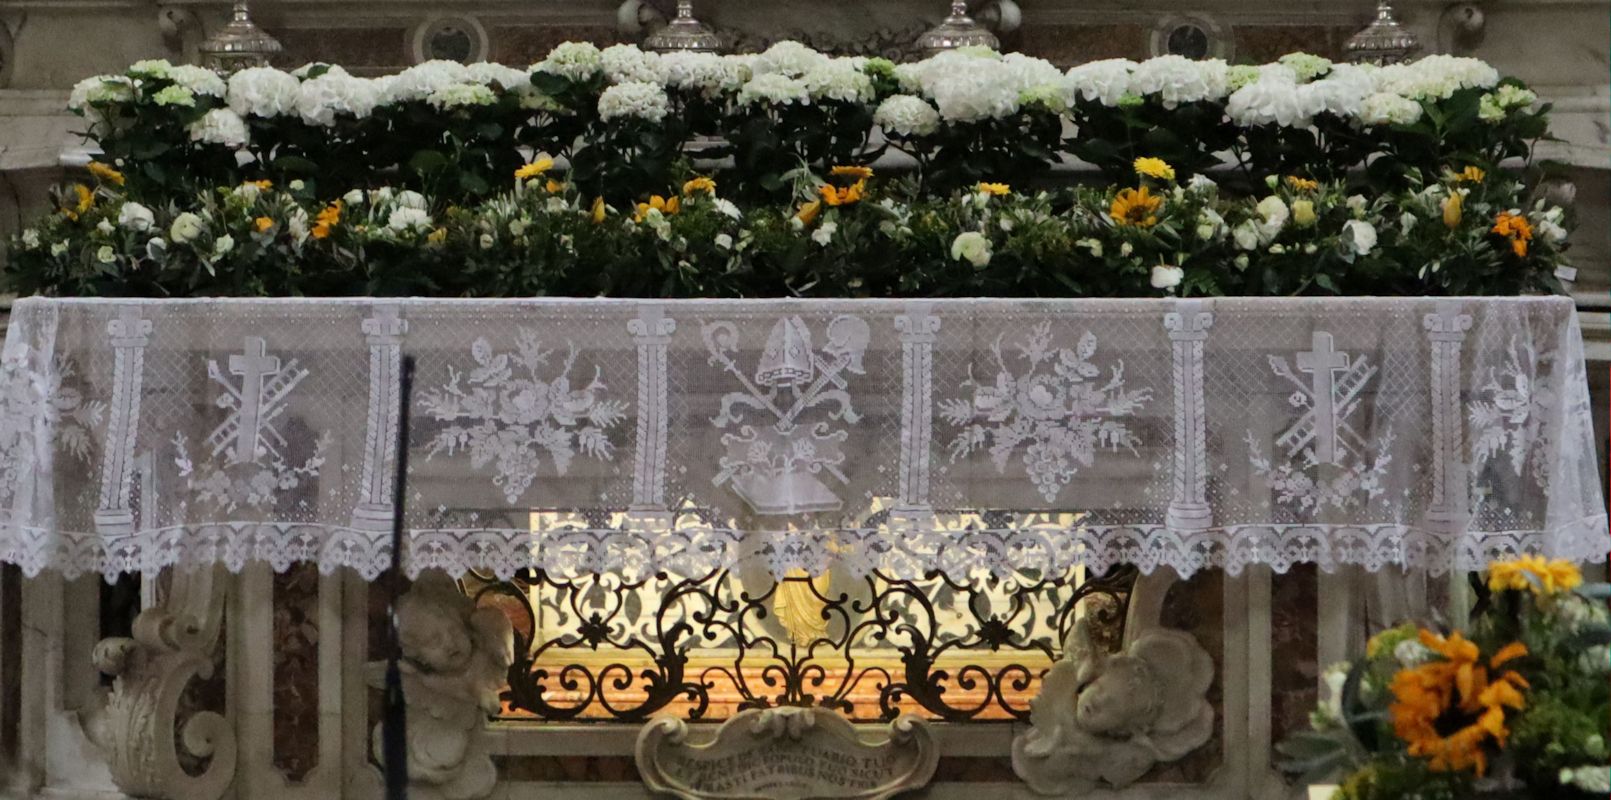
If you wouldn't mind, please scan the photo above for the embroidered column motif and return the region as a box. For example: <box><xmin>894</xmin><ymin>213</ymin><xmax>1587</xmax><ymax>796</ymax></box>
<box><xmin>628</xmin><ymin>306</ymin><xmax>676</xmax><ymax>527</ymax></box>
<box><xmin>1423</xmin><ymin>301</ymin><xmax>1472</xmax><ymax>531</ymax></box>
<box><xmin>95</xmin><ymin>306</ymin><xmax>152</xmax><ymax>536</ymax></box>
<box><xmin>1164</xmin><ymin>301</ymin><xmax>1213</xmax><ymax>531</ymax></box>
<box><xmin>351</xmin><ymin>305</ymin><xmax>407</xmax><ymax>532</ymax></box>
<box><xmin>893</xmin><ymin>304</ymin><xmax>940</xmax><ymax>527</ymax></box>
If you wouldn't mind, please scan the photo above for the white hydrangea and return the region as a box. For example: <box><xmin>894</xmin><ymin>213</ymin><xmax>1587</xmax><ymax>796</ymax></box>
<box><xmin>535</xmin><ymin>42</ymin><xmax>604</xmax><ymax>82</ymax></box>
<box><xmin>802</xmin><ymin>59</ymin><xmax>874</xmax><ymax>104</ymax></box>
<box><xmin>1278</xmin><ymin>52</ymin><xmax>1333</xmax><ymax>82</ymax></box>
<box><xmin>601</xmin><ymin>44</ymin><xmax>668</xmax><ymax>85</ymax></box>
<box><xmin>1301</xmin><ymin>65</ymin><xmax>1375</xmax><ymax>118</ymax></box>
<box><xmin>385</xmin><ymin>60</ymin><xmax>473</xmax><ymax>104</ymax></box>
<box><xmin>187</xmin><ymin>108</ymin><xmax>250</xmax><ymax>148</ymax></box>
<box><xmin>750</xmin><ymin>41</ymin><xmax>829</xmax><ymax>78</ymax></box>
<box><xmin>69</xmin><ymin>74</ymin><xmax>135</xmax><ymax>110</ymax></box>
<box><xmin>1227</xmin><ymin>78</ymin><xmax>1310</xmax><ymax>127</ymax></box>
<box><xmin>291</xmin><ymin>63</ymin><xmax>347</xmax><ymax>80</ymax></box>
<box><xmin>426</xmin><ymin>83</ymin><xmax>497</xmax><ymax>110</ymax></box>
<box><xmin>127</xmin><ymin>59</ymin><xmax>174</xmax><ymax>80</ymax></box>
<box><xmin>296</xmin><ymin>72</ymin><xmax>381</xmax><ymax>126</ymax></box>
<box><xmin>1062</xmin><ymin>59</ymin><xmax>1135</xmax><ymax>107</ymax></box>
<box><xmin>1479</xmin><ymin>83</ymin><xmax>1538</xmax><ymax>122</ymax></box>
<box><xmin>169</xmin><ymin>64</ymin><xmax>227</xmax><ymax>98</ymax></box>
<box><xmin>597</xmin><ymin>81</ymin><xmax>670</xmax><ymax>122</ymax></box>
<box><xmin>736</xmin><ymin>73</ymin><xmax>810</xmax><ymax>107</ymax></box>
<box><xmin>874</xmin><ymin>95</ymin><xmax>940</xmax><ymax>137</ymax></box>
<box><xmin>386</xmin><ymin>207</ymin><xmax>433</xmax><ymax>233</ymax></box>
<box><xmin>465</xmin><ymin>62</ymin><xmax>532</xmax><ymax>91</ymax></box>
<box><xmin>1359</xmin><ymin>91</ymin><xmax>1423</xmax><ymax>126</ymax></box>
<box><xmin>227</xmin><ymin>67</ymin><xmax>301</xmax><ymax>118</ymax></box>
<box><xmin>1130</xmin><ymin>55</ymin><xmax>1229</xmax><ymax>108</ymax></box>
<box><xmin>998</xmin><ymin>53</ymin><xmax>1064</xmax><ymax>94</ymax></box>
<box><xmin>1375</xmin><ymin>55</ymin><xmax>1499</xmax><ymax>100</ymax></box>
<box><xmin>661</xmin><ymin>51</ymin><xmax>747</xmax><ymax>96</ymax></box>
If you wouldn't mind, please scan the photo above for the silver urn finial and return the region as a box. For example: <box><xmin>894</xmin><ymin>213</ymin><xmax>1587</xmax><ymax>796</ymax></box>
<box><xmin>915</xmin><ymin>1</ymin><xmax>1000</xmax><ymax>57</ymax></box>
<box><xmin>643</xmin><ymin>0</ymin><xmax>723</xmax><ymax>54</ymax></box>
<box><xmin>1345</xmin><ymin>1</ymin><xmax>1421</xmax><ymax>65</ymax></box>
<box><xmin>199</xmin><ymin>1</ymin><xmax>283</xmax><ymax>73</ymax></box>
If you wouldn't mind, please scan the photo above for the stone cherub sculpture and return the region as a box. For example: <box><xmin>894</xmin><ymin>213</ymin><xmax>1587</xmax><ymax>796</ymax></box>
<box><xmin>368</xmin><ymin>572</ymin><xmax>514</xmax><ymax>800</ymax></box>
<box><xmin>1011</xmin><ymin>615</ymin><xmax>1215</xmax><ymax>794</ymax></box>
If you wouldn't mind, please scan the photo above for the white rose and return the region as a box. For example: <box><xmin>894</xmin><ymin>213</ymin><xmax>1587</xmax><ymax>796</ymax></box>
<box><xmin>714</xmin><ymin>233</ymin><xmax>734</xmax><ymax>250</ymax></box>
<box><xmin>96</xmin><ymin>245</ymin><xmax>117</xmax><ymax>264</ymax></box>
<box><xmin>213</xmin><ymin>235</ymin><xmax>235</xmax><ymax>256</ymax></box>
<box><xmin>1342</xmin><ymin>219</ymin><xmax>1378</xmax><ymax>256</ymax></box>
<box><xmin>342</xmin><ymin>189</ymin><xmax>366</xmax><ymax>205</ymax></box>
<box><xmin>1150</xmin><ymin>265</ymin><xmax>1184</xmax><ymax>290</ymax></box>
<box><xmin>1233</xmin><ymin>220</ymin><xmax>1261</xmax><ymax>251</ymax></box>
<box><xmin>479</xmin><ymin>233</ymin><xmax>495</xmax><ymax>250</ymax></box>
<box><xmin>597</xmin><ymin>81</ymin><xmax>670</xmax><ymax>122</ymax></box>
<box><xmin>169</xmin><ymin>212</ymin><xmax>205</xmax><ymax>244</ymax></box>
<box><xmin>1256</xmin><ymin>195</ymin><xmax>1289</xmax><ymax>238</ymax></box>
<box><xmin>20</xmin><ymin>229</ymin><xmax>40</xmax><ymax>249</ymax></box>
<box><xmin>874</xmin><ymin>95</ymin><xmax>941</xmax><ymax>137</ymax></box>
<box><xmin>950</xmin><ymin>231</ymin><xmax>992</xmax><ymax>267</ymax></box>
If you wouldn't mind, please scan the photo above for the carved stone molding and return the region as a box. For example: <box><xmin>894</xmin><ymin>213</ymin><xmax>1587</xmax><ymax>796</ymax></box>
<box><xmin>367</xmin><ymin>571</ymin><xmax>513</xmax><ymax>800</ymax></box>
<box><xmin>637</xmin><ymin>706</ymin><xmax>938</xmax><ymax>800</ymax></box>
<box><xmin>83</xmin><ymin>566</ymin><xmax>237</xmax><ymax>800</ymax></box>
<box><xmin>1011</xmin><ymin>570</ymin><xmax>1216</xmax><ymax>794</ymax></box>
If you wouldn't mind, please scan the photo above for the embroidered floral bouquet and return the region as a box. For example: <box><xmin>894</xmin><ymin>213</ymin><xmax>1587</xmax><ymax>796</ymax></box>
<box><xmin>1279</xmin><ymin>557</ymin><xmax>1611</xmax><ymax>799</ymax></box>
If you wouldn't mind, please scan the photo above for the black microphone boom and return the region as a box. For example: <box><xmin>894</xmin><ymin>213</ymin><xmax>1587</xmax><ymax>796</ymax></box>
<box><xmin>381</xmin><ymin>355</ymin><xmax>415</xmax><ymax>800</ymax></box>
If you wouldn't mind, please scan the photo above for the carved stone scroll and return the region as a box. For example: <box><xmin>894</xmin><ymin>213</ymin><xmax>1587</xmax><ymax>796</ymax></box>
<box><xmin>636</xmin><ymin>706</ymin><xmax>937</xmax><ymax>800</ymax></box>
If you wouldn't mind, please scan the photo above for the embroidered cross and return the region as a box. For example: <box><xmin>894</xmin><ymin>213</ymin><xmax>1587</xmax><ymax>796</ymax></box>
<box><xmin>1296</xmin><ymin>331</ymin><xmax>1349</xmax><ymax>464</ymax></box>
<box><xmin>207</xmin><ymin>337</ymin><xmax>308</xmax><ymax>465</ymax></box>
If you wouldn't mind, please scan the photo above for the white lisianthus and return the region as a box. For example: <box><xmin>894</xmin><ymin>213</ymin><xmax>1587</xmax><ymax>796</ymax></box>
<box><xmin>170</xmin><ymin>212</ymin><xmax>205</xmax><ymax>244</ymax></box>
<box><xmin>1062</xmin><ymin>59</ymin><xmax>1135</xmax><ymax>107</ymax></box>
<box><xmin>118</xmin><ymin>202</ymin><xmax>155</xmax><ymax>232</ymax></box>
<box><xmin>802</xmin><ymin>59</ymin><xmax>874</xmax><ymax>104</ymax></box>
<box><xmin>1342</xmin><ymin>219</ymin><xmax>1378</xmax><ymax>256</ymax></box>
<box><xmin>465</xmin><ymin>62</ymin><xmax>532</xmax><ymax>91</ymax></box>
<box><xmin>1535</xmin><ymin>207</ymin><xmax>1569</xmax><ymax>243</ymax></box>
<box><xmin>597</xmin><ymin>81</ymin><xmax>670</xmax><ymax>122</ymax></box>
<box><xmin>342</xmin><ymin>189</ymin><xmax>366</xmax><ymax>206</ymax></box>
<box><xmin>213</xmin><ymin>235</ymin><xmax>235</xmax><ymax>257</ymax></box>
<box><xmin>1227</xmin><ymin>78</ymin><xmax>1309</xmax><ymax>127</ymax></box>
<box><xmin>1359</xmin><ymin>92</ymin><xmax>1423</xmax><ymax>126</ymax></box>
<box><xmin>96</xmin><ymin>245</ymin><xmax>117</xmax><ymax>264</ymax></box>
<box><xmin>187</xmin><ymin>108</ymin><xmax>250</xmax><ymax>148</ymax></box>
<box><xmin>751</xmin><ymin>41</ymin><xmax>829</xmax><ymax>78</ymax></box>
<box><xmin>661</xmin><ymin>51</ymin><xmax>747</xmax><ymax>96</ymax></box>
<box><xmin>1256</xmin><ymin>196</ymin><xmax>1289</xmax><ymax>236</ymax></box>
<box><xmin>1130</xmin><ymin>55</ymin><xmax>1228</xmax><ymax>108</ymax></box>
<box><xmin>536</xmin><ymin>42</ymin><xmax>604</xmax><ymax>82</ymax></box>
<box><xmin>714</xmin><ymin>233</ymin><xmax>734</xmax><ymax>250</ymax></box>
<box><xmin>387</xmin><ymin>207</ymin><xmax>433</xmax><ymax>233</ymax></box>
<box><xmin>1278</xmin><ymin>52</ymin><xmax>1333</xmax><ymax>82</ymax></box>
<box><xmin>737</xmin><ymin>73</ymin><xmax>810</xmax><ymax>107</ymax></box>
<box><xmin>169</xmin><ymin>64</ymin><xmax>227</xmax><ymax>98</ymax></box>
<box><xmin>874</xmin><ymin>95</ymin><xmax>940</xmax><ymax>137</ymax></box>
<box><xmin>811</xmin><ymin>220</ymin><xmax>838</xmax><ymax>246</ymax></box>
<box><xmin>1233</xmin><ymin>221</ymin><xmax>1261</xmax><ymax>251</ymax></box>
<box><xmin>950</xmin><ymin>231</ymin><xmax>992</xmax><ymax>267</ymax></box>
<box><xmin>20</xmin><ymin>229</ymin><xmax>40</xmax><ymax>249</ymax></box>
<box><xmin>426</xmin><ymin>83</ymin><xmax>496</xmax><ymax>110</ymax></box>
<box><xmin>296</xmin><ymin>72</ymin><xmax>381</xmax><ymax>126</ymax></box>
<box><xmin>227</xmin><ymin>67</ymin><xmax>300</xmax><ymax>118</ymax></box>
<box><xmin>601</xmin><ymin>44</ymin><xmax>668</xmax><ymax>85</ymax></box>
<box><xmin>1150</xmin><ymin>264</ymin><xmax>1184</xmax><ymax>290</ymax></box>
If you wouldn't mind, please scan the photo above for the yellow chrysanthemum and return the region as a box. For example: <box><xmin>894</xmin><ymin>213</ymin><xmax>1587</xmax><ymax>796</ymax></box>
<box><xmin>253</xmin><ymin>216</ymin><xmax>275</xmax><ymax>233</ymax></box>
<box><xmin>87</xmin><ymin>162</ymin><xmax>125</xmax><ymax>187</ymax></box>
<box><xmin>976</xmin><ymin>182</ymin><xmax>1011</xmax><ymax>196</ymax></box>
<box><xmin>311</xmin><ymin>200</ymin><xmax>342</xmax><ymax>240</ymax></box>
<box><xmin>634</xmin><ymin>195</ymin><xmax>680</xmax><ymax>222</ymax></box>
<box><xmin>830</xmin><ymin>165</ymin><xmax>873</xmax><ymax>180</ymax></box>
<box><xmin>515</xmin><ymin>158</ymin><xmax>554</xmax><ymax>181</ymax></box>
<box><xmin>682</xmin><ymin>176</ymin><xmax>717</xmax><ymax>197</ymax></box>
<box><xmin>1133</xmin><ymin>157</ymin><xmax>1175</xmax><ymax>181</ymax></box>
<box><xmin>1491</xmin><ymin>212</ymin><xmax>1533</xmax><ymax>258</ymax></box>
<box><xmin>1285</xmin><ymin>175</ymin><xmax>1319</xmax><ymax>192</ymax></box>
<box><xmin>1389</xmin><ymin>630</ymin><xmax>1529</xmax><ymax>776</ymax></box>
<box><xmin>1486</xmin><ymin>555</ymin><xmax>1582</xmax><ymax>594</ymax></box>
<box><xmin>1455</xmin><ymin>166</ymin><xmax>1486</xmax><ymax>184</ymax></box>
<box><xmin>1110</xmin><ymin>186</ymin><xmax>1162</xmax><ymax>228</ymax></box>
<box><xmin>590</xmin><ymin>196</ymin><xmax>607</xmax><ymax>224</ymax></box>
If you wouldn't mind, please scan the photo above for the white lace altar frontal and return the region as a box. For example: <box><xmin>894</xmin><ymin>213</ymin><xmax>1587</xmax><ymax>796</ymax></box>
<box><xmin>0</xmin><ymin>296</ymin><xmax>1603</xmax><ymax>583</ymax></box>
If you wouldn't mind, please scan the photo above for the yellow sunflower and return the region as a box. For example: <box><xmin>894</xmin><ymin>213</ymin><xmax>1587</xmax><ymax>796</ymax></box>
<box><xmin>1487</xmin><ymin>555</ymin><xmax>1582</xmax><ymax>594</ymax></box>
<box><xmin>87</xmin><ymin>162</ymin><xmax>125</xmax><ymax>187</ymax></box>
<box><xmin>1454</xmin><ymin>166</ymin><xmax>1486</xmax><ymax>184</ymax></box>
<box><xmin>1285</xmin><ymin>175</ymin><xmax>1319</xmax><ymax>192</ymax></box>
<box><xmin>1110</xmin><ymin>186</ymin><xmax>1163</xmax><ymax>228</ymax></box>
<box><xmin>830</xmin><ymin>165</ymin><xmax>873</xmax><ymax>180</ymax></box>
<box><xmin>819</xmin><ymin>180</ymin><xmax>865</xmax><ymax>207</ymax></box>
<box><xmin>682</xmin><ymin>176</ymin><xmax>717</xmax><ymax>197</ymax></box>
<box><xmin>1491</xmin><ymin>212</ymin><xmax>1533</xmax><ymax>257</ymax></box>
<box><xmin>515</xmin><ymin>158</ymin><xmax>554</xmax><ymax>181</ymax></box>
<box><xmin>1389</xmin><ymin>630</ymin><xmax>1529</xmax><ymax>776</ymax></box>
<box><xmin>634</xmin><ymin>194</ymin><xmax>680</xmax><ymax>222</ymax></box>
<box><xmin>976</xmin><ymin>182</ymin><xmax>1011</xmax><ymax>196</ymax></box>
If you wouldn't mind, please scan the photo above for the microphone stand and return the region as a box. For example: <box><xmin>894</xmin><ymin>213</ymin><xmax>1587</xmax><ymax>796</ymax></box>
<box><xmin>381</xmin><ymin>355</ymin><xmax>415</xmax><ymax>800</ymax></box>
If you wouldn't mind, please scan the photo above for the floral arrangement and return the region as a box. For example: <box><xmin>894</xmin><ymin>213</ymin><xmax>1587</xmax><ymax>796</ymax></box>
<box><xmin>13</xmin><ymin>43</ymin><xmax>1569</xmax><ymax>299</ymax></box>
<box><xmin>6</xmin><ymin>157</ymin><xmax>1569</xmax><ymax>298</ymax></box>
<box><xmin>1279</xmin><ymin>557</ymin><xmax>1611</xmax><ymax>799</ymax></box>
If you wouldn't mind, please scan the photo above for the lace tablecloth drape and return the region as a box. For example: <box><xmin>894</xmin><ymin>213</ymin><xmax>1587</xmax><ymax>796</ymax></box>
<box><xmin>0</xmin><ymin>296</ymin><xmax>1603</xmax><ymax>582</ymax></box>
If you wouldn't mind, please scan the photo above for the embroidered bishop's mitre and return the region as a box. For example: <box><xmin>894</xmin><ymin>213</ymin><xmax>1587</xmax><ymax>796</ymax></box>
<box><xmin>756</xmin><ymin>316</ymin><xmax>815</xmax><ymax>388</ymax></box>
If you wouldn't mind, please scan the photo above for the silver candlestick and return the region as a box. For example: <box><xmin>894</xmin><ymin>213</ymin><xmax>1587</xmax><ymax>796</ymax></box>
<box><xmin>915</xmin><ymin>1</ymin><xmax>999</xmax><ymax>57</ymax></box>
<box><xmin>198</xmin><ymin>1</ymin><xmax>283</xmax><ymax>73</ymax></box>
<box><xmin>1345</xmin><ymin>0</ymin><xmax>1421</xmax><ymax>65</ymax></box>
<box><xmin>643</xmin><ymin>0</ymin><xmax>722</xmax><ymax>54</ymax></box>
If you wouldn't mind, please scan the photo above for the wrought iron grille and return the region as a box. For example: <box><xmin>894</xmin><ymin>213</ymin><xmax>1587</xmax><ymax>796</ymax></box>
<box><xmin>468</xmin><ymin>563</ymin><xmax>1137</xmax><ymax>724</ymax></box>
